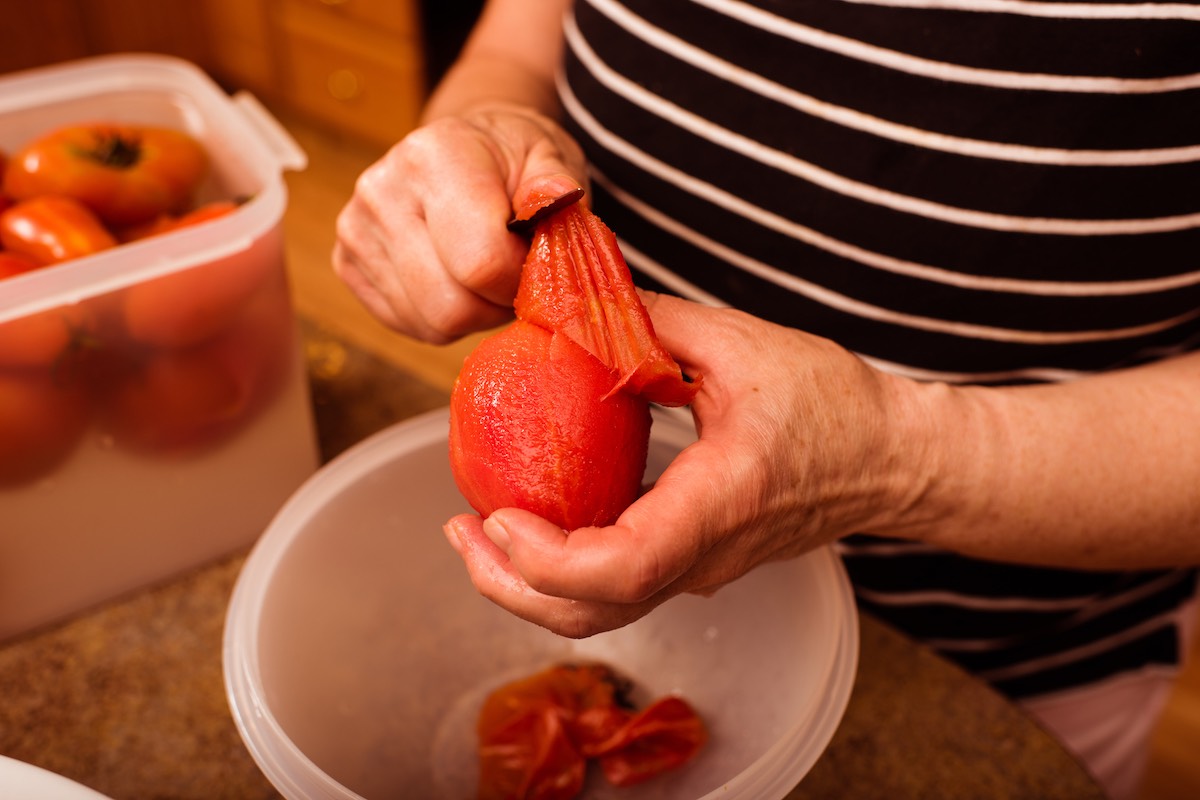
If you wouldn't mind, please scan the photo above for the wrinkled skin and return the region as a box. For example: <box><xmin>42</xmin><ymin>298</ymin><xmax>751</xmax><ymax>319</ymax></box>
<box><xmin>445</xmin><ymin>295</ymin><xmax>904</xmax><ymax>638</ymax></box>
<box><xmin>333</xmin><ymin>106</ymin><xmax>587</xmax><ymax>344</ymax></box>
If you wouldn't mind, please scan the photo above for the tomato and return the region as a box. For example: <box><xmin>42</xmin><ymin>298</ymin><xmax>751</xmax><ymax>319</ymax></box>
<box><xmin>0</xmin><ymin>149</ymin><xmax>11</xmax><ymax>216</ymax></box>
<box><xmin>118</xmin><ymin>223</ymin><xmax>281</xmax><ymax>349</ymax></box>
<box><xmin>117</xmin><ymin>199</ymin><xmax>240</xmax><ymax>243</ymax></box>
<box><xmin>0</xmin><ymin>369</ymin><xmax>90</xmax><ymax>486</ymax></box>
<box><xmin>0</xmin><ymin>244</ymin><xmax>88</xmax><ymax>369</ymax></box>
<box><xmin>450</xmin><ymin>320</ymin><xmax>652</xmax><ymax>531</ymax></box>
<box><xmin>98</xmin><ymin>275</ymin><xmax>295</xmax><ymax>455</ymax></box>
<box><xmin>99</xmin><ymin>339</ymin><xmax>254</xmax><ymax>455</ymax></box>
<box><xmin>0</xmin><ymin>195</ymin><xmax>117</xmax><ymax>265</ymax></box>
<box><xmin>3</xmin><ymin>123</ymin><xmax>208</xmax><ymax>226</ymax></box>
<box><xmin>0</xmin><ymin>250</ymin><xmax>41</xmax><ymax>279</ymax></box>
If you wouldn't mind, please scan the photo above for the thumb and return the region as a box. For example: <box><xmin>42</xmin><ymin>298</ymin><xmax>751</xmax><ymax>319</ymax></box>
<box><xmin>510</xmin><ymin>174</ymin><xmax>587</xmax><ymax>229</ymax></box>
<box><xmin>639</xmin><ymin>290</ymin><xmax>730</xmax><ymax>378</ymax></box>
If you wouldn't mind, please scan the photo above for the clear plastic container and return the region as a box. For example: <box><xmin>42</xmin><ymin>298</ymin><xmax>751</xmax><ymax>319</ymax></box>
<box><xmin>0</xmin><ymin>54</ymin><xmax>319</xmax><ymax>639</ymax></box>
<box><xmin>224</xmin><ymin>407</ymin><xmax>859</xmax><ymax>800</ymax></box>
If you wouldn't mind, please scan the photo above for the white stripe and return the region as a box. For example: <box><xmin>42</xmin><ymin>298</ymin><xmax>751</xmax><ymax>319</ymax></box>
<box><xmin>977</xmin><ymin>611</ymin><xmax>1179</xmax><ymax>681</ymax></box>
<box><xmin>566</xmin><ymin>13</ymin><xmax>1200</xmax><ymax>236</ymax></box>
<box><xmin>853</xmin><ymin>584</ymin><xmax>1098</xmax><ymax>611</ymax></box>
<box><xmin>834</xmin><ymin>539</ymin><xmax>947</xmax><ymax>556</ymax></box>
<box><xmin>845</xmin><ymin>0</ymin><xmax>1200</xmax><ymax>22</ymax></box>
<box><xmin>860</xmin><ymin>327</ymin><xmax>1200</xmax><ymax>381</ymax></box>
<box><xmin>591</xmin><ymin>155</ymin><xmax>1200</xmax><ymax>299</ymax></box>
<box><xmin>613</xmin><ymin>239</ymin><xmax>729</xmax><ymax>308</ymax></box>
<box><xmin>689</xmin><ymin>0</ymin><xmax>1200</xmax><ymax>93</ymax></box>
<box><xmin>616</xmin><ymin>239</ymin><xmax>1200</xmax><ymax>384</ymax></box>
<box><xmin>857</xmin><ymin>353</ymin><xmax>1090</xmax><ymax>383</ymax></box>
<box><xmin>588</xmin><ymin>0</ymin><xmax>1200</xmax><ymax>166</ymax></box>
<box><xmin>580</xmin><ymin>168</ymin><xmax>1200</xmax><ymax>345</ymax></box>
<box><xmin>924</xmin><ymin>571</ymin><xmax>1193</xmax><ymax>652</ymax></box>
<box><xmin>614</xmin><ymin>240</ymin><xmax>1110</xmax><ymax>383</ymax></box>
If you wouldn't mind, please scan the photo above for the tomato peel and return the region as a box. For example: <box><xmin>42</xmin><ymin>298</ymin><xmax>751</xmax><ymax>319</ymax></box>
<box><xmin>513</xmin><ymin>201</ymin><xmax>699</xmax><ymax>407</ymax></box>
<box><xmin>476</xmin><ymin>663</ymin><xmax>706</xmax><ymax>800</ymax></box>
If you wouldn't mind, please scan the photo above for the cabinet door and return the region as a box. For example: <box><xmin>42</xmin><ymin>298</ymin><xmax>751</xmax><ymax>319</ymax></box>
<box><xmin>0</xmin><ymin>0</ymin><xmax>212</xmax><ymax>78</ymax></box>
<box><xmin>276</xmin><ymin>0</ymin><xmax>427</xmax><ymax>146</ymax></box>
<box><xmin>199</xmin><ymin>0</ymin><xmax>279</xmax><ymax>95</ymax></box>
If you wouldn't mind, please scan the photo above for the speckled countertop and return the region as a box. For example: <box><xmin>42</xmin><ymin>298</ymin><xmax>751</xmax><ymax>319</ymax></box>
<box><xmin>0</xmin><ymin>322</ymin><xmax>1105</xmax><ymax>800</ymax></box>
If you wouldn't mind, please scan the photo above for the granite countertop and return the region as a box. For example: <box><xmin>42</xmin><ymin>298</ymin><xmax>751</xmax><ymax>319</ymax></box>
<box><xmin>0</xmin><ymin>322</ymin><xmax>1105</xmax><ymax>800</ymax></box>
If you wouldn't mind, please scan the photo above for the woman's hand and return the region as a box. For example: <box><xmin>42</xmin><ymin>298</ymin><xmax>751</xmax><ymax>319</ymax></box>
<box><xmin>443</xmin><ymin>292</ymin><xmax>919</xmax><ymax>637</ymax></box>
<box><xmin>332</xmin><ymin>105</ymin><xmax>587</xmax><ymax>344</ymax></box>
<box><xmin>442</xmin><ymin>288</ymin><xmax>1200</xmax><ymax>638</ymax></box>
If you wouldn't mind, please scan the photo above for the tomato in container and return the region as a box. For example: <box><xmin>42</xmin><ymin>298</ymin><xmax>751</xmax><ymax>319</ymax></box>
<box><xmin>0</xmin><ymin>195</ymin><xmax>118</xmax><ymax>265</ymax></box>
<box><xmin>0</xmin><ymin>54</ymin><xmax>318</xmax><ymax>643</ymax></box>
<box><xmin>0</xmin><ymin>252</ymin><xmax>87</xmax><ymax>370</ymax></box>
<box><xmin>3</xmin><ymin>122</ymin><xmax>208</xmax><ymax>226</ymax></box>
<box><xmin>0</xmin><ymin>369</ymin><xmax>90</xmax><ymax>487</ymax></box>
<box><xmin>116</xmin><ymin>204</ymin><xmax>278</xmax><ymax>350</ymax></box>
<box><xmin>97</xmin><ymin>269</ymin><xmax>296</xmax><ymax>456</ymax></box>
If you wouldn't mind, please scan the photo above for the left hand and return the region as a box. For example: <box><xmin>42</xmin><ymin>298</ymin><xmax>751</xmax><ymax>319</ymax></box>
<box><xmin>443</xmin><ymin>292</ymin><xmax>917</xmax><ymax>637</ymax></box>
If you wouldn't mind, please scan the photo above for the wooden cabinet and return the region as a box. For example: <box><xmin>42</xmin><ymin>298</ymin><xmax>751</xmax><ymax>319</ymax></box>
<box><xmin>0</xmin><ymin>0</ymin><xmax>431</xmax><ymax>150</ymax></box>
<box><xmin>271</xmin><ymin>0</ymin><xmax>426</xmax><ymax>146</ymax></box>
<box><xmin>197</xmin><ymin>0</ymin><xmax>427</xmax><ymax>148</ymax></box>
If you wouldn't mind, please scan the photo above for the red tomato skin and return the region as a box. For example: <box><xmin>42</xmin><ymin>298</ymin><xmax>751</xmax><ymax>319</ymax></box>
<box><xmin>476</xmin><ymin>664</ymin><xmax>707</xmax><ymax>799</ymax></box>
<box><xmin>0</xmin><ymin>195</ymin><xmax>117</xmax><ymax>265</ymax></box>
<box><xmin>0</xmin><ymin>369</ymin><xmax>90</xmax><ymax>486</ymax></box>
<box><xmin>3</xmin><ymin>123</ymin><xmax>208</xmax><ymax>226</ymax></box>
<box><xmin>594</xmin><ymin>697</ymin><xmax>709</xmax><ymax>786</ymax></box>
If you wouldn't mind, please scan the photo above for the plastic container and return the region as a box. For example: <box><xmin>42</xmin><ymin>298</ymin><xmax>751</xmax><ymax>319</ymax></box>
<box><xmin>0</xmin><ymin>55</ymin><xmax>319</xmax><ymax>639</ymax></box>
<box><xmin>224</xmin><ymin>407</ymin><xmax>858</xmax><ymax>800</ymax></box>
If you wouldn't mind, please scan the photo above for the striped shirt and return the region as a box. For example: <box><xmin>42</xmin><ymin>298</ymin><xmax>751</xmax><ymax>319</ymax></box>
<box><xmin>558</xmin><ymin>0</ymin><xmax>1200</xmax><ymax>699</ymax></box>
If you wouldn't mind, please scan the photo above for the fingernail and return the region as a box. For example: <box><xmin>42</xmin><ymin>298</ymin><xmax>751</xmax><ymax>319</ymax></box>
<box><xmin>443</xmin><ymin>520</ymin><xmax>464</xmax><ymax>553</ymax></box>
<box><xmin>482</xmin><ymin>514</ymin><xmax>512</xmax><ymax>552</ymax></box>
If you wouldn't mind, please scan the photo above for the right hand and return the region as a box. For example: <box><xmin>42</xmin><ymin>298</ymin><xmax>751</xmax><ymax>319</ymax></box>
<box><xmin>332</xmin><ymin>105</ymin><xmax>588</xmax><ymax>344</ymax></box>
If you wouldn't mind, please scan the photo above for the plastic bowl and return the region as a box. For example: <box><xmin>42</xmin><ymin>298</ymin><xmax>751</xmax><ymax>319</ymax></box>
<box><xmin>224</xmin><ymin>407</ymin><xmax>858</xmax><ymax>799</ymax></box>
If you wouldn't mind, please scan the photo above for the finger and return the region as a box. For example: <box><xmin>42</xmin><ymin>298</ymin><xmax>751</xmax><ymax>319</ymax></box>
<box><xmin>334</xmin><ymin>204</ymin><xmax>514</xmax><ymax>343</ymax></box>
<box><xmin>637</xmin><ymin>291</ymin><xmax>728</xmax><ymax>373</ymax></box>
<box><xmin>480</xmin><ymin>438</ymin><xmax>734</xmax><ymax>605</ymax></box>
<box><xmin>361</xmin><ymin>125</ymin><xmax>528</xmax><ymax>310</ymax></box>
<box><xmin>444</xmin><ymin>514</ymin><xmax>662</xmax><ymax>638</ymax></box>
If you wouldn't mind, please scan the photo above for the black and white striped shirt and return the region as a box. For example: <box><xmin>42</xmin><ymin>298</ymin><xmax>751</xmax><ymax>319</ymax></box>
<box><xmin>559</xmin><ymin>0</ymin><xmax>1200</xmax><ymax>699</ymax></box>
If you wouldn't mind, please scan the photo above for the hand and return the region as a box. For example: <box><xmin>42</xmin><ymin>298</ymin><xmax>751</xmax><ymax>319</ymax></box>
<box><xmin>443</xmin><ymin>292</ymin><xmax>915</xmax><ymax>637</ymax></box>
<box><xmin>332</xmin><ymin>105</ymin><xmax>588</xmax><ymax>344</ymax></box>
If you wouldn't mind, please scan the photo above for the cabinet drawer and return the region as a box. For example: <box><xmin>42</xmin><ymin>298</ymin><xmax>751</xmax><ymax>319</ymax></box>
<box><xmin>276</xmin><ymin>0</ymin><xmax>426</xmax><ymax>146</ymax></box>
<box><xmin>283</xmin><ymin>0</ymin><xmax>420</xmax><ymax>39</ymax></box>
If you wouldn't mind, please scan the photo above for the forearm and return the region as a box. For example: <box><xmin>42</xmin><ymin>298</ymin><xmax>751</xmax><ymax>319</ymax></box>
<box><xmin>880</xmin><ymin>350</ymin><xmax>1200</xmax><ymax>569</ymax></box>
<box><xmin>421</xmin><ymin>0</ymin><xmax>571</xmax><ymax>122</ymax></box>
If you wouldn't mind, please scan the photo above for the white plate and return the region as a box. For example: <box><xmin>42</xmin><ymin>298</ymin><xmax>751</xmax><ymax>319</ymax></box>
<box><xmin>0</xmin><ymin>756</ymin><xmax>112</xmax><ymax>800</ymax></box>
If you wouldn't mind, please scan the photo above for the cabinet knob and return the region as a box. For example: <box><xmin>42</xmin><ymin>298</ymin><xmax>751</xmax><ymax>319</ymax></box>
<box><xmin>326</xmin><ymin>68</ymin><xmax>361</xmax><ymax>101</ymax></box>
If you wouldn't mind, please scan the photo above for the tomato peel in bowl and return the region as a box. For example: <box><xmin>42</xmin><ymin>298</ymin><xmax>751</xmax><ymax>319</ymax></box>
<box><xmin>449</xmin><ymin>189</ymin><xmax>699</xmax><ymax>530</ymax></box>
<box><xmin>477</xmin><ymin>662</ymin><xmax>707</xmax><ymax>800</ymax></box>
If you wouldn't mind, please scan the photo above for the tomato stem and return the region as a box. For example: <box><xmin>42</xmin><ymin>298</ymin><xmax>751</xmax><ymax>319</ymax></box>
<box><xmin>77</xmin><ymin>132</ymin><xmax>143</xmax><ymax>169</ymax></box>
